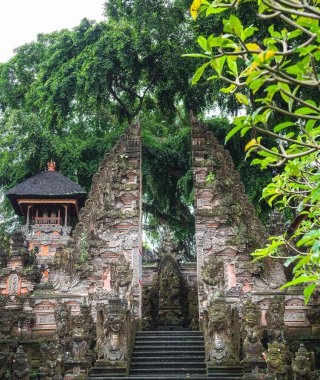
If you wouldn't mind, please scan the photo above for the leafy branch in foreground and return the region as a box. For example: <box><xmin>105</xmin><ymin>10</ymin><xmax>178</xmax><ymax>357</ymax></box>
<box><xmin>186</xmin><ymin>0</ymin><xmax>320</xmax><ymax>302</ymax></box>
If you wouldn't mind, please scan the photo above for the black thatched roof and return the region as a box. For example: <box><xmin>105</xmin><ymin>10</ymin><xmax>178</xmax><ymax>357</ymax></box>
<box><xmin>6</xmin><ymin>171</ymin><xmax>86</xmax><ymax>214</ymax></box>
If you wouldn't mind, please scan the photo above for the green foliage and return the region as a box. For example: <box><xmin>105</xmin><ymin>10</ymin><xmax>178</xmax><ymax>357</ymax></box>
<box><xmin>188</xmin><ymin>0</ymin><xmax>320</xmax><ymax>299</ymax></box>
<box><xmin>206</xmin><ymin>172</ymin><xmax>216</xmax><ymax>184</ymax></box>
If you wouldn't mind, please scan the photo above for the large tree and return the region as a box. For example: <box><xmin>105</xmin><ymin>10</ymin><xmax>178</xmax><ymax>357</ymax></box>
<box><xmin>0</xmin><ymin>0</ymin><xmax>273</xmax><ymax>258</ymax></box>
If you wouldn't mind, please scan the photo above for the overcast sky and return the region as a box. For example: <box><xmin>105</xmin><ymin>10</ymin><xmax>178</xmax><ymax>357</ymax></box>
<box><xmin>0</xmin><ymin>0</ymin><xmax>106</xmax><ymax>63</ymax></box>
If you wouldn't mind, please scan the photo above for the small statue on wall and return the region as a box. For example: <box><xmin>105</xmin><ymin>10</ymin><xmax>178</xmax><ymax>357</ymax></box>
<box><xmin>266</xmin><ymin>295</ymin><xmax>286</xmax><ymax>342</ymax></box>
<box><xmin>97</xmin><ymin>297</ymin><xmax>128</xmax><ymax>366</ymax></box>
<box><xmin>12</xmin><ymin>346</ymin><xmax>30</xmax><ymax>380</ymax></box>
<box><xmin>141</xmin><ymin>287</ymin><xmax>156</xmax><ymax>330</ymax></box>
<box><xmin>157</xmin><ymin>255</ymin><xmax>183</xmax><ymax>326</ymax></box>
<box><xmin>292</xmin><ymin>344</ymin><xmax>314</xmax><ymax>380</ymax></box>
<box><xmin>266</xmin><ymin>341</ymin><xmax>289</xmax><ymax>380</ymax></box>
<box><xmin>201</xmin><ymin>256</ymin><xmax>224</xmax><ymax>310</ymax></box>
<box><xmin>113</xmin><ymin>254</ymin><xmax>132</xmax><ymax>300</ymax></box>
<box><xmin>240</xmin><ymin>299</ymin><xmax>263</xmax><ymax>366</ymax></box>
<box><xmin>187</xmin><ymin>286</ymin><xmax>199</xmax><ymax>330</ymax></box>
<box><xmin>0</xmin><ymin>309</ymin><xmax>15</xmax><ymax>338</ymax></box>
<box><xmin>54</xmin><ymin>302</ymin><xmax>71</xmax><ymax>352</ymax></box>
<box><xmin>68</xmin><ymin>300</ymin><xmax>95</xmax><ymax>365</ymax></box>
<box><xmin>70</xmin><ymin>315</ymin><xmax>89</xmax><ymax>362</ymax></box>
<box><xmin>39</xmin><ymin>334</ymin><xmax>63</xmax><ymax>380</ymax></box>
<box><xmin>204</xmin><ymin>295</ymin><xmax>239</xmax><ymax>366</ymax></box>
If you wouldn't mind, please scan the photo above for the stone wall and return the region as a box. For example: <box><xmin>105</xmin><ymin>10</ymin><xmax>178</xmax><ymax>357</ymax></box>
<box><xmin>52</xmin><ymin>121</ymin><xmax>142</xmax><ymax>318</ymax></box>
<box><xmin>190</xmin><ymin>117</ymin><xmax>308</xmax><ymax>329</ymax></box>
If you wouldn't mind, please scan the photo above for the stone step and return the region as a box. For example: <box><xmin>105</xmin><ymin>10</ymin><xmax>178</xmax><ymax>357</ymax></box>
<box><xmin>132</xmin><ymin>350</ymin><xmax>205</xmax><ymax>357</ymax></box>
<box><xmin>134</xmin><ymin>339</ymin><xmax>204</xmax><ymax>347</ymax></box>
<box><xmin>129</xmin><ymin>368</ymin><xmax>207</xmax><ymax>375</ymax></box>
<box><xmin>137</xmin><ymin>331</ymin><xmax>203</xmax><ymax>335</ymax></box>
<box><xmin>135</xmin><ymin>336</ymin><xmax>204</xmax><ymax>343</ymax></box>
<box><xmin>131</xmin><ymin>361</ymin><xmax>205</xmax><ymax>369</ymax></box>
<box><xmin>207</xmin><ymin>365</ymin><xmax>243</xmax><ymax>379</ymax></box>
<box><xmin>133</xmin><ymin>347</ymin><xmax>205</xmax><ymax>354</ymax></box>
<box><xmin>132</xmin><ymin>356</ymin><xmax>205</xmax><ymax>362</ymax></box>
<box><xmin>90</xmin><ymin>377</ymin><xmax>207</xmax><ymax>380</ymax></box>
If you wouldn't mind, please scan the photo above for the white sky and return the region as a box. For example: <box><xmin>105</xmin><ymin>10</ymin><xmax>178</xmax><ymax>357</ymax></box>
<box><xmin>0</xmin><ymin>0</ymin><xmax>106</xmax><ymax>63</ymax></box>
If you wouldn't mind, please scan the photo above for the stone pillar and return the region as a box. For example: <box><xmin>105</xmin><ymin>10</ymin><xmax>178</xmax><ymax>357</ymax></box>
<box><xmin>191</xmin><ymin>117</ymin><xmax>266</xmax><ymax>317</ymax></box>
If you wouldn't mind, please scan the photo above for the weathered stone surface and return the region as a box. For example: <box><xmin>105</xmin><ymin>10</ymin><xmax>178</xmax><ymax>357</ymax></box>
<box><xmin>12</xmin><ymin>346</ymin><xmax>30</xmax><ymax>380</ymax></box>
<box><xmin>157</xmin><ymin>254</ymin><xmax>183</xmax><ymax>326</ymax></box>
<box><xmin>266</xmin><ymin>295</ymin><xmax>286</xmax><ymax>342</ymax></box>
<box><xmin>191</xmin><ymin>117</ymin><xmax>287</xmax><ymax>319</ymax></box>
<box><xmin>266</xmin><ymin>341</ymin><xmax>289</xmax><ymax>380</ymax></box>
<box><xmin>204</xmin><ymin>294</ymin><xmax>239</xmax><ymax>365</ymax></box>
<box><xmin>39</xmin><ymin>334</ymin><xmax>63</xmax><ymax>379</ymax></box>
<box><xmin>52</xmin><ymin>123</ymin><xmax>142</xmax><ymax>321</ymax></box>
<box><xmin>292</xmin><ymin>344</ymin><xmax>314</xmax><ymax>380</ymax></box>
<box><xmin>96</xmin><ymin>296</ymin><xmax>128</xmax><ymax>366</ymax></box>
<box><xmin>240</xmin><ymin>300</ymin><xmax>263</xmax><ymax>366</ymax></box>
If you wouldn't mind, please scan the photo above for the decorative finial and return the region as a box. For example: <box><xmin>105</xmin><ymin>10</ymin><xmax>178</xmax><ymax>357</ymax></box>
<box><xmin>47</xmin><ymin>161</ymin><xmax>56</xmax><ymax>171</ymax></box>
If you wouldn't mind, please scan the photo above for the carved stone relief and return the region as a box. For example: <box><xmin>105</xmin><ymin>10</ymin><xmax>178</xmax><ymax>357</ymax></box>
<box><xmin>204</xmin><ymin>294</ymin><xmax>239</xmax><ymax>365</ymax></box>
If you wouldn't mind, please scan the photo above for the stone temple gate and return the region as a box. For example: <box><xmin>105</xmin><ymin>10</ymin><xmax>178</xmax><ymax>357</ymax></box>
<box><xmin>0</xmin><ymin>118</ymin><xmax>318</xmax><ymax>379</ymax></box>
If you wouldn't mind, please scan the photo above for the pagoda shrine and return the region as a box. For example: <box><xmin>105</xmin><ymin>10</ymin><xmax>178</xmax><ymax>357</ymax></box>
<box><xmin>6</xmin><ymin>161</ymin><xmax>86</xmax><ymax>261</ymax></box>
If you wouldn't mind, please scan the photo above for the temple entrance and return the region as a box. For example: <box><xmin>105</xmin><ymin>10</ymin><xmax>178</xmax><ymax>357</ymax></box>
<box><xmin>141</xmin><ymin>233</ymin><xmax>199</xmax><ymax>330</ymax></box>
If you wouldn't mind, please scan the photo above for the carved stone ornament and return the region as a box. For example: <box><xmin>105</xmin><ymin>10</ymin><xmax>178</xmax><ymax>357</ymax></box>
<box><xmin>113</xmin><ymin>253</ymin><xmax>132</xmax><ymax>300</ymax></box>
<box><xmin>12</xmin><ymin>346</ymin><xmax>30</xmax><ymax>380</ymax></box>
<box><xmin>157</xmin><ymin>254</ymin><xmax>183</xmax><ymax>326</ymax></box>
<box><xmin>266</xmin><ymin>341</ymin><xmax>289</xmax><ymax>380</ymax></box>
<box><xmin>96</xmin><ymin>296</ymin><xmax>128</xmax><ymax>366</ymax></box>
<box><xmin>292</xmin><ymin>344</ymin><xmax>314</xmax><ymax>380</ymax></box>
<box><xmin>39</xmin><ymin>334</ymin><xmax>63</xmax><ymax>380</ymax></box>
<box><xmin>69</xmin><ymin>301</ymin><xmax>95</xmax><ymax>363</ymax></box>
<box><xmin>266</xmin><ymin>295</ymin><xmax>286</xmax><ymax>342</ymax></box>
<box><xmin>240</xmin><ymin>300</ymin><xmax>263</xmax><ymax>366</ymax></box>
<box><xmin>0</xmin><ymin>309</ymin><xmax>16</xmax><ymax>338</ymax></box>
<box><xmin>8</xmin><ymin>273</ymin><xmax>19</xmax><ymax>295</ymax></box>
<box><xmin>205</xmin><ymin>294</ymin><xmax>239</xmax><ymax>365</ymax></box>
<box><xmin>202</xmin><ymin>255</ymin><xmax>224</xmax><ymax>290</ymax></box>
<box><xmin>54</xmin><ymin>302</ymin><xmax>71</xmax><ymax>350</ymax></box>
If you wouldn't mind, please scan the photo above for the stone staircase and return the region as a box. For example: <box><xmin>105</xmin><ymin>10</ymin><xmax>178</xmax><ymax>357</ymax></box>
<box><xmin>90</xmin><ymin>330</ymin><xmax>243</xmax><ymax>379</ymax></box>
<box><xmin>129</xmin><ymin>330</ymin><xmax>207</xmax><ymax>378</ymax></box>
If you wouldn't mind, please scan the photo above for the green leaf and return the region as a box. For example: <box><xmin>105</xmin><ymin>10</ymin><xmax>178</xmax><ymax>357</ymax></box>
<box><xmin>241</xmin><ymin>26</ymin><xmax>258</xmax><ymax>41</ymax></box>
<box><xmin>192</xmin><ymin>61</ymin><xmax>210</xmax><ymax>85</ymax></box>
<box><xmin>273</xmin><ymin>121</ymin><xmax>296</xmax><ymax>132</ymax></box>
<box><xmin>268</xmin><ymin>25</ymin><xmax>281</xmax><ymax>39</ymax></box>
<box><xmin>280</xmin><ymin>275</ymin><xmax>319</xmax><ymax>289</ymax></box>
<box><xmin>221</xmin><ymin>84</ymin><xmax>236</xmax><ymax>93</ymax></box>
<box><xmin>235</xmin><ymin>92</ymin><xmax>249</xmax><ymax>105</ymax></box>
<box><xmin>211</xmin><ymin>56</ymin><xmax>226</xmax><ymax>76</ymax></box>
<box><xmin>198</xmin><ymin>36</ymin><xmax>209</xmax><ymax>52</ymax></box>
<box><xmin>225</xmin><ymin>124</ymin><xmax>244</xmax><ymax>143</ymax></box>
<box><xmin>206</xmin><ymin>5</ymin><xmax>227</xmax><ymax>15</ymax></box>
<box><xmin>287</xmin><ymin>29</ymin><xmax>303</xmax><ymax>40</ymax></box>
<box><xmin>305</xmin><ymin>119</ymin><xmax>317</xmax><ymax>132</ymax></box>
<box><xmin>227</xmin><ymin>57</ymin><xmax>238</xmax><ymax>76</ymax></box>
<box><xmin>304</xmin><ymin>283</ymin><xmax>318</xmax><ymax>304</ymax></box>
<box><xmin>278</xmin><ymin>82</ymin><xmax>291</xmax><ymax>104</ymax></box>
<box><xmin>297</xmin><ymin>230</ymin><xmax>320</xmax><ymax>247</ymax></box>
<box><xmin>294</xmin><ymin>107</ymin><xmax>319</xmax><ymax>115</ymax></box>
<box><xmin>240</xmin><ymin>126</ymin><xmax>251</xmax><ymax>137</ymax></box>
<box><xmin>223</xmin><ymin>15</ymin><xmax>243</xmax><ymax>37</ymax></box>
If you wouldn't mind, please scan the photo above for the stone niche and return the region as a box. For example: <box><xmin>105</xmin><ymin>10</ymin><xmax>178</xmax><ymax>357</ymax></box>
<box><xmin>142</xmin><ymin>257</ymin><xmax>198</xmax><ymax>330</ymax></box>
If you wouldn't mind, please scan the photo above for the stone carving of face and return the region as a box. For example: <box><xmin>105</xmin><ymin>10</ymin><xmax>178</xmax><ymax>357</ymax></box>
<box><xmin>209</xmin><ymin>306</ymin><xmax>226</xmax><ymax>330</ymax></box>
<box><xmin>109</xmin><ymin>316</ymin><xmax>121</xmax><ymax>332</ymax></box>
